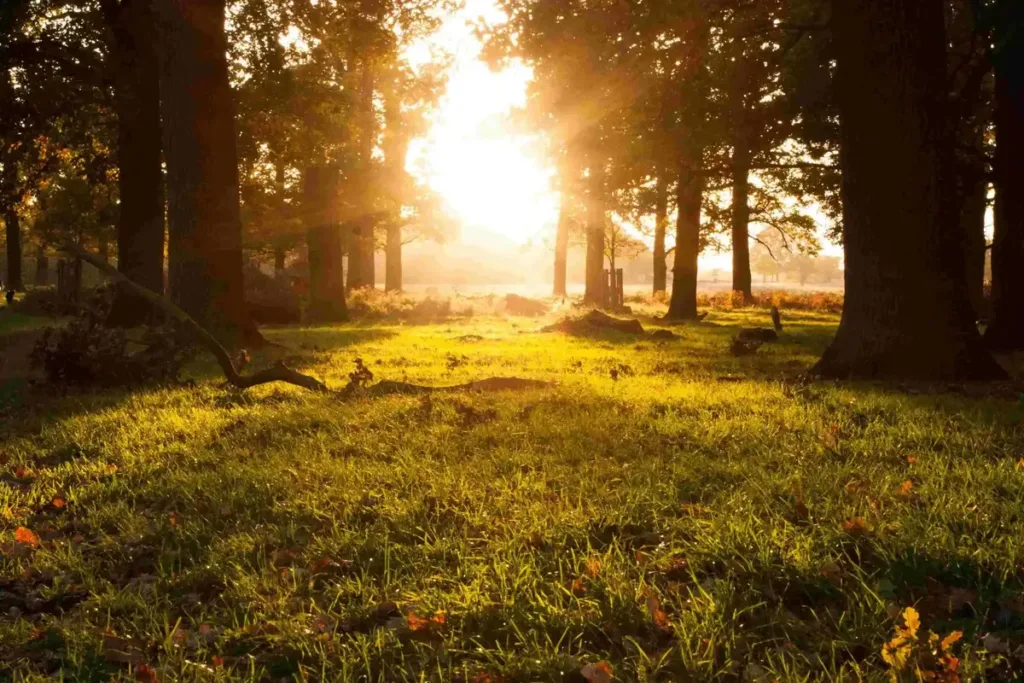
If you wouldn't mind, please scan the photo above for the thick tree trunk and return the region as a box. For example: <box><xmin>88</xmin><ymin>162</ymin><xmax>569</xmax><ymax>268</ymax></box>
<box><xmin>273</xmin><ymin>246</ymin><xmax>286</xmax><ymax>273</ymax></box>
<box><xmin>813</xmin><ymin>0</ymin><xmax>1002</xmax><ymax>379</ymax></box>
<box><xmin>730</xmin><ymin>140</ymin><xmax>753</xmax><ymax>302</ymax></box>
<box><xmin>984</xmin><ymin>71</ymin><xmax>1024</xmax><ymax>350</ymax></box>
<box><xmin>553</xmin><ymin>197</ymin><xmax>570</xmax><ymax>297</ymax></box>
<box><xmin>653</xmin><ymin>171</ymin><xmax>668</xmax><ymax>295</ymax></box>
<box><xmin>106</xmin><ymin>0</ymin><xmax>165</xmax><ymax>327</ymax></box>
<box><xmin>3</xmin><ymin>208</ymin><xmax>21</xmax><ymax>291</ymax></box>
<box><xmin>665</xmin><ymin>147</ymin><xmax>703</xmax><ymax>320</ymax></box>
<box><xmin>583</xmin><ymin>157</ymin><xmax>606</xmax><ymax>306</ymax></box>
<box><xmin>153</xmin><ymin>0</ymin><xmax>260</xmax><ymax>348</ymax></box>
<box><xmin>304</xmin><ymin>165</ymin><xmax>348</xmax><ymax>323</ymax></box>
<box><xmin>385</xmin><ymin>223</ymin><xmax>402</xmax><ymax>292</ymax></box>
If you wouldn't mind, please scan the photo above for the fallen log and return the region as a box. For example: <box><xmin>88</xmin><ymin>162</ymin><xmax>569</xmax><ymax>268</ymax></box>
<box><xmin>64</xmin><ymin>242</ymin><xmax>329</xmax><ymax>393</ymax></box>
<box><xmin>65</xmin><ymin>243</ymin><xmax>553</xmax><ymax>397</ymax></box>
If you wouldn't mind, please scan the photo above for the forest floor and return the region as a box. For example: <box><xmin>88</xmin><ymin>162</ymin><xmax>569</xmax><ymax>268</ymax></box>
<box><xmin>2</xmin><ymin>305</ymin><xmax>1024</xmax><ymax>681</ymax></box>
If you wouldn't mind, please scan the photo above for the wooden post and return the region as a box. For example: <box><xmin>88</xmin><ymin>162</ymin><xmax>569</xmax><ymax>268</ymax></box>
<box><xmin>616</xmin><ymin>268</ymin><xmax>624</xmax><ymax>307</ymax></box>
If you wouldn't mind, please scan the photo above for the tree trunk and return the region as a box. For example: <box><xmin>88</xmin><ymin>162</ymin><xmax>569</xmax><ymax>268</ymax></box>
<box><xmin>349</xmin><ymin>59</ymin><xmax>376</xmax><ymax>290</ymax></box>
<box><xmin>153</xmin><ymin>0</ymin><xmax>260</xmax><ymax>348</ymax></box>
<box><xmin>984</xmin><ymin>70</ymin><xmax>1024</xmax><ymax>350</ymax></box>
<box><xmin>553</xmin><ymin>195</ymin><xmax>570</xmax><ymax>297</ymax></box>
<box><xmin>813</xmin><ymin>0</ymin><xmax>1002</xmax><ymax>379</ymax></box>
<box><xmin>274</xmin><ymin>246</ymin><xmax>286</xmax><ymax>273</ymax></box>
<box><xmin>653</xmin><ymin>170</ymin><xmax>668</xmax><ymax>295</ymax></box>
<box><xmin>730</xmin><ymin>139</ymin><xmax>753</xmax><ymax>302</ymax></box>
<box><xmin>106</xmin><ymin>0</ymin><xmax>165</xmax><ymax>327</ymax></box>
<box><xmin>385</xmin><ymin>223</ymin><xmax>402</xmax><ymax>292</ymax></box>
<box><xmin>583</xmin><ymin>156</ymin><xmax>606</xmax><ymax>306</ymax></box>
<box><xmin>665</xmin><ymin>146</ymin><xmax>703</xmax><ymax>320</ymax></box>
<box><xmin>962</xmin><ymin>171</ymin><xmax>987</xmax><ymax>320</ymax></box>
<box><xmin>35</xmin><ymin>246</ymin><xmax>48</xmax><ymax>286</ymax></box>
<box><xmin>304</xmin><ymin>165</ymin><xmax>348</xmax><ymax>323</ymax></box>
<box><xmin>3</xmin><ymin>207</ymin><xmax>21</xmax><ymax>291</ymax></box>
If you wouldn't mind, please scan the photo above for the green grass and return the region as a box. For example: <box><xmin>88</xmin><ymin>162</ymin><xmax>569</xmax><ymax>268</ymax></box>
<box><xmin>2</xmin><ymin>308</ymin><xmax>1024</xmax><ymax>681</ymax></box>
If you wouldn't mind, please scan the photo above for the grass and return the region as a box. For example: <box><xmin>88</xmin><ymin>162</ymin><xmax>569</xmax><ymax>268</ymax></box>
<box><xmin>2</xmin><ymin>306</ymin><xmax>1024</xmax><ymax>681</ymax></box>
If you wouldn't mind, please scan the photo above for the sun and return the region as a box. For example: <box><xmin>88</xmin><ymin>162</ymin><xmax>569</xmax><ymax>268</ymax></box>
<box><xmin>404</xmin><ymin>1</ymin><xmax>560</xmax><ymax>246</ymax></box>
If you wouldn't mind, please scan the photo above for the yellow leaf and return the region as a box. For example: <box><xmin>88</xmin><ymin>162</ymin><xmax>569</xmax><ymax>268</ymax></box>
<box><xmin>902</xmin><ymin>607</ymin><xmax>920</xmax><ymax>637</ymax></box>
<box><xmin>585</xmin><ymin>557</ymin><xmax>602</xmax><ymax>577</ymax></box>
<box><xmin>941</xmin><ymin>630</ymin><xmax>963</xmax><ymax>651</ymax></box>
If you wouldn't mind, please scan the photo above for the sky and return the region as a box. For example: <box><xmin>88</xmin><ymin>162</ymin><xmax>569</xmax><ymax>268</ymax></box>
<box><xmin>403</xmin><ymin>0</ymin><xmax>843</xmax><ymax>272</ymax></box>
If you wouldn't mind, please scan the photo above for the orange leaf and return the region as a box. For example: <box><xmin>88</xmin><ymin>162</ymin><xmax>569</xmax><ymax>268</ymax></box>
<box><xmin>571</xmin><ymin>577</ymin><xmax>587</xmax><ymax>594</ymax></box>
<box><xmin>842</xmin><ymin>517</ymin><xmax>870</xmax><ymax>537</ymax></box>
<box><xmin>105</xmin><ymin>464</ymin><xmax>119</xmax><ymax>475</ymax></box>
<box><xmin>585</xmin><ymin>557</ymin><xmax>602</xmax><ymax>577</ymax></box>
<box><xmin>580</xmin><ymin>660</ymin><xmax>614</xmax><ymax>683</ymax></box>
<box><xmin>645</xmin><ymin>591</ymin><xmax>673</xmax><ymax>633</ymax></box>
<box><xmin>134</xmin><ymin>663</ymin><xmax>158</xmax><ymax>683</ymax></box>
<box><xmin>52</xmin><ymin>496</ymin><xmax>66</xmax><ymax>509</ymax></box>
<box><xmin>212</xmin><ymin>656</ymin><xmax>225</xmax><ymax>669</ymax></box>
<box><xmin>14</xmin><ymin>466</ymin><xmax>32</xmax><ymax>480</ymax></box>
<box><xmin>431</xmin><ymin>611</ymin><xmax>446</xmax><ymax>626</ymax></box>
<box><xmin>168</xmin><ymin>512</ymin><xmax>180</xmax><ymax>528</ymax></box>
<box><xmin>407</xmin><ymin>611</ymin><xmax>430</xmax><ymax>632</ymax></box>
<box><xmin>15</xmin><ymin>527</ymin><xmax>40</xmax><ymax>548</ymax></box>
<box><xmin>907</xmin><ymin>455</ymin><xmax>918</xmax><ymax>464</ymax></box>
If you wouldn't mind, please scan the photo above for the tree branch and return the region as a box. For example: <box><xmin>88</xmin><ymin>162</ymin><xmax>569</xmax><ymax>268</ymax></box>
<box><xmin>63</xmin><ymin>242</ymin><xmax>330</xmax><ymax>392</ymax></box>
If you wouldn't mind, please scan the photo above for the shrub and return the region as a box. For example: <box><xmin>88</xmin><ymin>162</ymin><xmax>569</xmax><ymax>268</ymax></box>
<box><xmin>30</xmin><ymin>287</ymin><xmax>197</xmax><ymax>388</ymax></box>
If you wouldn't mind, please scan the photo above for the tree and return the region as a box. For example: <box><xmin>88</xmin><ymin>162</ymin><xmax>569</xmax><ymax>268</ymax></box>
<box><xmin>981</xmin><ymin>0</ymin><xmax>1024</xmax><ymax>350</ymax></box>
<box><xmin>101</xmin><ymin>0</ymin><xmax>165</xmax><ymax>325</ymax></box>
<box><xmin>813</xmin><ymin>0</ymin><xmax>1001</xmax><ymax>379</ymax></box>
<box><xmin>153</xmin><ymin>0</ymin><xmax>260</xmax><ymax>347</ymax></box>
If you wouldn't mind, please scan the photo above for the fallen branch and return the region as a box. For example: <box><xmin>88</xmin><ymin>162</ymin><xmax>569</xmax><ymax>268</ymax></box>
<box><xmin>360</xmin><ymin>377</ymin><xmax>553</xmax><ymax>397</ymax></box>
<box><xmin>63</xmin><ymin>242</ymin><xmax>329</xmax><ymax>393</ymax></box>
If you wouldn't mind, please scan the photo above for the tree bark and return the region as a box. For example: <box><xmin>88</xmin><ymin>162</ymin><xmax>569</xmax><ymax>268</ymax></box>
<box><xmin>105</xmin><ymin>0</ymin><xmax>165</xmax><ymax>327</ymax></box>
<box><xmin>304</xmin><ymin>165</ymin><xmax>348</xmax><ymax>323</ymax></box>
<box><xmin>152</xmin><ymin>0</ymin><xmax>260</xmax><ymax>348</ymax></box>
<box><xmin>664</xmin><ymin>145</ymin><xmax>703</xmax><ymax>320</ymax></box>
<box><xmin>730</xmin><ymin>138</ymin><xmax>753</xmax><ymax>302</ymax></box>
<box><xmin>35</xmin><ymin>245</ymin><xmax>48</xmax><ymax>286</ymax></box>
<box><xmin>583</xmin><ymin>156</ymin><xmax>606</xmax><ymax>306</ymax></box>
<box><xmin>653</xmin><ymin>170</ymin><xmax>668</xmax><ymax>295</ymax></box>
<box><xmin>273</xmin><ymin>246</ymin><xmax>286</xmax><ymax>274</ymax></box>
<box><xmin>3</xmin><ymin>207</ymin><xmax>21</xmax><ymax>291</ymax></box>
<box><xmin>553</xmin><ymin>195</ymin><xmax>570</xmax><ymax>297</ymax></box>
<box><xmin>962</xmin><ymin>169</ymin><xmax>987</xmax><ymax>320</ymax></box>
<box><xmin>813</xmin><ymin>0</ymin><xmax>1002</xmax><ymax>379</ymax></box>
<box><xmin>349</xmin><ymin>59</ymin><xmax>376</xmax><ymax>290</ymax></box>
<box><xmin>385</xmin><ymin>223</ymin><xmax>402</xmax><ymax>292</ymax></box>
<box><xmin>984</xmin><ymin>70</ymin><xmax>1024</xmax><ymax>350</ymax></box>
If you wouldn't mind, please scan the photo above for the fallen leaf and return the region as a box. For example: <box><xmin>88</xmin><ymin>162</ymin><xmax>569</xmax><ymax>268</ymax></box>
<box><xmin>571</xmin><ymin>577</ymin><xmax>586</xmax><ymax>594</ymax></box>
<box><xmin>406</xmin><ymin>610</ymin><xmax>445</xmax><ymax>632</ymax></box>
<box><xmin>907</xmin><ymin>455</ymin><xmax>918</xmax><ymax>464</ymax></box>
<box><xmin>105</xmin><ymin>464</ymin><xmax>118</xmax><ymax>474</ymax></box>
<box><xmin>14</xmin><ymin>466</ymin><xmax>33</xmax><ymax>480</ymax></box>
<box><xmin>585</xmin><ymin>557</ymin><xmax>602</xmax><ymax>577</ymax></box>
<box><xmin>14</xmin><ymin>526</ymin><xmax>40</xmax><ymax>548</ymax></box>
<box><xmin>211</xmin><ymin>656</ymin><xmax>225</xmax><ymax>669</ymax></box>
<box><xmin>898</xmin><ymin>480</ymin><xmax>914</xmax><ymax>497</ymax></box>
<box><xmin>51</xmin><ymin>496</ymin><xmax>66</xmax><ymax>509</ymax></box>
<box><xmin>842</xmin><ymin>517</ymin><xmax>870</xmax><ymax>537</ymax></box>
<box><xmin>134</xmin><ymin>663</ymin><xmax>158</xmax><ymax>683</ymax></box>
<box><xmin>645</xmin><ymin>591</ymin><xmax>673</xmax><ymax>633</ymax></box>
<box><xmin>168</xmin><ymin>512</ymin><xmax>180</xmax><ymax>528</ymax></box>
<box><xmin>580</xmin><ymin>660</ymin><xmax>614</xmax><ymax>683</ymax></box>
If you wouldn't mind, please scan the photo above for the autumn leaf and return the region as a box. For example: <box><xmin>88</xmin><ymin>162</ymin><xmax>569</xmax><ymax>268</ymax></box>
<box><xmin>211</xmin><ymin>656</ymin><xmax>225</xmax><ymax>669</ymax></box>
<box><xmin>941</xmin><ymin>630</ymin><xmax>963</xmax><ymax>651</ymax></box>
<box><xmin>14</xmin><ymin>526</ymin><xmax>40</xmax><ymax>548</ymax></box>
<box><xmin>580</xmin><ymin>660</ymin><xmax>614</xmax><ymax>683</ymax></box>
<box><xmin>645</xmin><ymin>591</ymin><xmax>673</xmax><ymax>633</ymax></box>
<box><xmin>51</xmin><ymin>496</ymin><xmax>66</xmax><ymax>509</ymax></box>
<box><xmin>407</xmin><ymin>610</ymin><xmax>446</xmax><ymax>632</ymax></box>
<box><xmin>14</xmin><ymin>466</ymin><xmax>33</xmax><ymax>480</ymax></box>
<box><xmin>898</xmin><ymin>480</ymin><xmax>914</xmax><ymax>497</ymax></box>
<box><xmin>842</xmin><ymin>517</ymin><xmax>870</xmax><ymax>537</ymax></box>
<box><xmin>168</xmin><ymin>512</ymin><xmax>180</xmax><ymax>528</ymax></box>
<box><xmin>585</xmin><ymin>557</ymin><xmax>602</xmax><ymax>577</ymax></box>
<box><xmin>571</xmin><ymin>577</ymin><xmax>586</xmax><ymax>594</ymax></box>
<box><xmin>907</xmin><ymin>455</ymin><xmax>919</xmax><ymax>464</ymax></box>
<box><xmin>134</xmin><ymin>663</ymin><xmax>158</xmax><ymax>683</ymax></box>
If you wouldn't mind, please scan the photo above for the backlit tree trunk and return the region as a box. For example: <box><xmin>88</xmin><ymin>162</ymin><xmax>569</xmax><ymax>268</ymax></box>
<box><xmin>153</xmin><ymin>0</ymin><xmax>260</xmax><ymax>348</ymax></box>
<box><xmin>962</xmin><ymin>171</ymin><xmax>987</xmax><ymax>320</ymax></box>
<box><xmin>304</xmin><ymin>165</ymin><xmax>348</xmax><ymax>323</ymax></box>
<box><xmin>106</xmin><ymin>0</ymin><xmax>165</xmax><ymax>326</ymax></box>
<box><xmin>583</xmin><ymin>156</ymin><xmax>606</xmax><ymax>306</ymax></box>
<box><xmin>3</xmin><ymin>207</ymin><xmax>21</xmax><ymax>291</ymax></box>
<box><xmin>665</xmin><ymin>145</ymin><xmax>703</xmax><ymax>320</ymax></box>
<box><xmin>984</xmin><ymin>71</ymin><xmax>1024</xmax><ymax>350</ymax></box>
<box><xmin>553</xmin><ymin>197</ymin><xmax>570</xmax><ymax>297</ymax></box>
<box><xmin>385</xmin><ymin>223</ymin><xmax>402</xmax><ymax>293</ymax></box>
<box><xmin>653</xmin><ymin>171</ymin><xmax>668</xmax><ymax>295</ymax></box>
<box><xmin>813</xmin><ymin>0</ymin><xmax>1002</xmax><ymax>379</ymax></box>
<box><xmin>730</xmin><ymin>137</ymin><xmax>753</xmax><ymax>302</ymax></box>
<box><xmin>349</xmin><ymin>59</ymin><xmax>376</xmax><ymax>290</ymax></box>
<box><xmin>35</xmin><ymin>245</ymin><xmax>48</xmax><ymax>285</ymax></box>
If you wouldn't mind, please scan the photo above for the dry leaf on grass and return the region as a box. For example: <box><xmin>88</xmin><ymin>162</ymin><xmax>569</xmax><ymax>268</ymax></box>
<box><xmin>580</xmin><ymin>660</ymin><xmax>614</xmax><ymax>683</ymax></box>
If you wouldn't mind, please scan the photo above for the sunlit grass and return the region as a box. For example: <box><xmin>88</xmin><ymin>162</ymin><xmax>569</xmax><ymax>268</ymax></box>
<box><xmin>2</xmin><ymin>309</ymin><xmax>1024</xmax><ymax>681</ymax></box>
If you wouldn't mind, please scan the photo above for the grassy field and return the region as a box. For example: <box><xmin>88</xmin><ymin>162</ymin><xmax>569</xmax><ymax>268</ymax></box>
<box><xmin>2</xmin><ymin>305</ymin><xmax>1024</xmax><ymax>681</ymax></box>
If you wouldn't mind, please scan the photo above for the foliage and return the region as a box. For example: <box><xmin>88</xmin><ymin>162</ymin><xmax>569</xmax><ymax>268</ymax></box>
<box><xmin>29</xmin><ymin>288</ymin><xmax>196</xmax><ymax>388</ymax></box>
<box><xmin>881</xmin><ymin>607</ymin><xmax>963</xmax><ymax>682</ymax></box>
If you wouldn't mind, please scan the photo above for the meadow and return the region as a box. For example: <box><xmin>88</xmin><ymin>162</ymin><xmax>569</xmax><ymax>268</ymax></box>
<box><xmin>2</xmin><ymin>300</ymin><xmax>1024</xmax><ymax>681</ymax></box>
